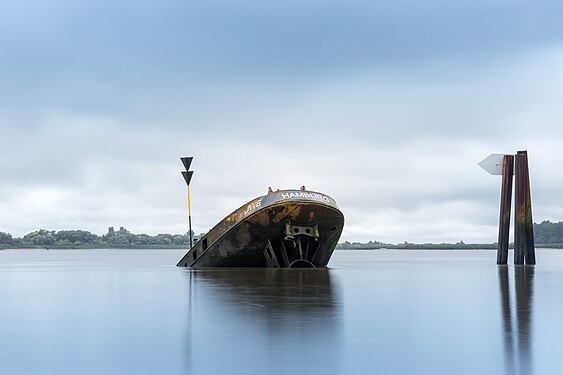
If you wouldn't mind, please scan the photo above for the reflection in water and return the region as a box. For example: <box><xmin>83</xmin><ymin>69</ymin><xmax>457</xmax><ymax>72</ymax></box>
<box><xmin>183</xmin><ymin>269</ymin><xmax>342</xmax><ymax>374</ymax></box>
<box><xmin>499</xmin><ymin>266</ymin><xmax>514</xmax><ymax>373</ymax></box>
<box><xmin>499</xmin><ymin>266</ymin><xmax>534</xmax><ymax>375</ymax></box>
<box><xmin>192</xmin><ymin>268</ymin><xmax>337</xmax><ymax>314</ymax></box>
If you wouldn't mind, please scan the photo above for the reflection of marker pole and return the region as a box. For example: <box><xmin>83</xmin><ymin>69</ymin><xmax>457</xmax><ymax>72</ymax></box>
<box><xmin>181</xmin><ymin>157</ymin><xmax>194</xmax><ymax>248</ymax></box>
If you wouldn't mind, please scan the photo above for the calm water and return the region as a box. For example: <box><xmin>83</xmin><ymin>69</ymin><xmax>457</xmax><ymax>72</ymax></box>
<box><xmin>1</xmin><ymin>249</ymin><xmax>563</xmax><ymax>375</ymax></box>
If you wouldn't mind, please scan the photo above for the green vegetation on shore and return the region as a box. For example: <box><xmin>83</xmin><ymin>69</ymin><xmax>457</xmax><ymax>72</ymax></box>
<box><xmin>336</xmin><ymin>241</ymin><xmax>498</xmax><ymax>250</ymax></box>
<box><xmin>1</xmin><ymin>221</ymin><xmax>563</xmax><ymax>250</ymax></box>
<box><xmin>0</xmin><ymin>227</ymin><xmax>200</xmax><ymax>249</ymax></box>
<box><xmin>337</xmin><ymin>220</ymin><xmax>563</xmax><ymax>249</ymax></box>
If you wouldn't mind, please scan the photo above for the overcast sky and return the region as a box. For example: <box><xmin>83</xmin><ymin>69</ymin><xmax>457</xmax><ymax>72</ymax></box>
<box><xmin>2</xmin><ymin>0</ymin><xmax>563</xmax><ymax>243</ymax></box>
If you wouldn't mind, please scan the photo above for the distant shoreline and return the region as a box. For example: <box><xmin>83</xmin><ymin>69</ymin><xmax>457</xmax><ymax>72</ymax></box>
<box><xmin>336</xmin><ymin>243</ymin><xmax>563</xmax><ymax>250</ymax></box>
<box><xmin>3</xmin><ymin>221</ymin><xmax>563</xmax><ymax>250</ymax></box>
<box><xmin>0</xmin><ymin>244</ymin><xmax>190</xmax><ymax>250</ymax></box>
<box><xmin>2</xmin><ymin>244</ymin><xmax>563</xmax><ymax>250</ymax></box>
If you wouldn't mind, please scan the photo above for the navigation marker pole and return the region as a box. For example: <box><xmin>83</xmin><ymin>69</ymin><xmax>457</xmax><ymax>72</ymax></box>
<box><xmin>181</xmin><ymin>157</ymin><xmax>194</xmax><ymax>248</ymax></box>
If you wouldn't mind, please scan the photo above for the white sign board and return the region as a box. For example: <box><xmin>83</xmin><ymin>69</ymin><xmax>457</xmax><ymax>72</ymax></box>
<box><xmin>478</xmin><ymin>154</ymin><xmax>506</xmax><ymax>175</ymax></box>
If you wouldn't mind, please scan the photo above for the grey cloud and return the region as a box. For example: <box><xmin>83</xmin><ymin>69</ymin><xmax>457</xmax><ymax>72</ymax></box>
<box><xmin>3</xmin><ymin>0</ymin><xmax>563</xmax><ymax>83</ymax></box>
<box><xmin>2</xmin><ymin>1</ymin><xmax>563</xmax><ymax>242</ymax></box>
<box><xmin>3</xmin><ymin>0</ymin><xmax>563</xmax><ymax>143</ymax></box>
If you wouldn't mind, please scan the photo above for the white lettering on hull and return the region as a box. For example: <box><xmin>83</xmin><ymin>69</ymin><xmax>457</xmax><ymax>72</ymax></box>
<box><xmin>244</xmin><ymin>198</ymin><xmax>262</xmax><ymax>215</ymax></box>
<box><xmin>280</xmin><ymin>191</ymin><xmax>331</xmax><ymax>203</ymax></box>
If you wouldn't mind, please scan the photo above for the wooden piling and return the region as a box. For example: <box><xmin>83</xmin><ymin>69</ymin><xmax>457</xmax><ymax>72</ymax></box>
<box><xmin>497</xmin><ymin>155</ymin><xmax>514</xmax><ymax>265</ymax></box>
<box><xmin>514</xmin><ymin>151</ymin><xmax>536</xmax><ymax>265</ymax></box>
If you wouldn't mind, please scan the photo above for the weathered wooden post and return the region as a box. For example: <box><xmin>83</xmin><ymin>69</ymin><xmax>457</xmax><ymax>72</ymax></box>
<box><xmin>480</xmin><ymin>151</ymin><xmax>536</xmax><ymax>265</ymax></box>
<box><xmin>514</xmin><ymin>151</ymin><xmax>535</xmax><ymax>265</ymax></box>
<box><xmin>479</xmin><ymin>154</ymin><xmax>513</xmax><ymax>265</ymax></box>
<box><xmin>497</xmin><ymin>155</ymin><xmax>514</xmax><ymax>265</ymax></box>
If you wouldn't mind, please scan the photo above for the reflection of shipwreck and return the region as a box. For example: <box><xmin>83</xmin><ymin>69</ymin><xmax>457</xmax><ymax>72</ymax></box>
<box><xmin>176</xmin><ymin>188</ymin><xmax>344</xmax><ymax>268</ymax></box>
<box><xmin>182</xmin><ymin>268</ymin><xmax>342</xmax><ymax>374</ymax></box>
<box><xmin>191</xmin><ymin>268</ymin><xmax>337</xmax><ymax>312</ymax></box>
<box><xmin>188</xmin><ymin>269</ymin><xmax>339</xmax><ymax>333</ymax></box>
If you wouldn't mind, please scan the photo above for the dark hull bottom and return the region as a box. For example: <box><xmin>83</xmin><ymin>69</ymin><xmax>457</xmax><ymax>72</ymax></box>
<box><xmin>177</xmin><ymin>199</ymin><xmax>344</xmax><ymax>268</ymax></box>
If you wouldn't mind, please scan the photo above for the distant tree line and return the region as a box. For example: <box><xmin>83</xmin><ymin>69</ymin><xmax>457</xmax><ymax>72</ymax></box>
<box><xmin>0</xmin><ymin>227</ymin><xmax>201</xmax><ymax>249</ymax></box>
<box><xmin>337</xmin><ymin>221</ymin><xmax>563</xmax><ymax>249</ymax></box>
<box><xmin>336</xmin><ymin>240</ymin><xmax>497</xmax><ymax>250</ymax></box>
<box><xmin>534</xmin><ymin>221</ymin><xmax>563</xmax><ymax>244</ymax></box>
<box><xmin>2</xmin><ymin>221</ymin><xmax>563</xmax><ymax>250</ymax></box>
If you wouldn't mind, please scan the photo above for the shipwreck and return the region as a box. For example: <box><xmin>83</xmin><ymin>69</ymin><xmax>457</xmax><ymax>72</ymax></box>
<box><xmin>176</xmin><ymin>187</ymin><xmax>344</xmax><ymax>268</ymax></box>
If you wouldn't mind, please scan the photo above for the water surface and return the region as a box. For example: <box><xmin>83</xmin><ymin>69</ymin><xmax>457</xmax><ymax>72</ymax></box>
<box><xmin>1</xmin><ymin>249</ymin><xmax>562</xmax><ymax>374</ymax></box>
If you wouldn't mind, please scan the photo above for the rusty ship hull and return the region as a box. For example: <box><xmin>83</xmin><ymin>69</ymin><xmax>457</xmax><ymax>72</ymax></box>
<box><xmin>176</xmin><ymin>189</ymin><xmax>344</xmax><ymax>268</ymax></box>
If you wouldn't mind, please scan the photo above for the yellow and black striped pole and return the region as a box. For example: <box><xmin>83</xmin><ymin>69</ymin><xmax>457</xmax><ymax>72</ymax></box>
<box><xmin>181</xmin><ymin>157</ymin><xmax>194</xmax><ymax>248</ymax></box>
<box><xmin>187</xmin><ymin>184</ymin><xmax>192</xmax><ymax>248</ymax></box>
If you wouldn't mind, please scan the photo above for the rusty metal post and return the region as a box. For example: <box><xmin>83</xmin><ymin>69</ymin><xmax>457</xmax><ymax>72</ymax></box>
<box><xmin>497</xmin><ymin>155</ymin><xmax>514</xmax><ymax>265</ymax></box>
<box><xmin>514</xmin><ymin>151</ymin><xmax>535</xmax><ymax>265</ymax></box>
